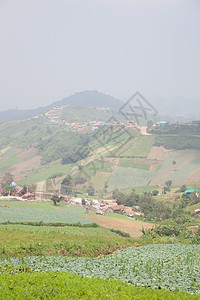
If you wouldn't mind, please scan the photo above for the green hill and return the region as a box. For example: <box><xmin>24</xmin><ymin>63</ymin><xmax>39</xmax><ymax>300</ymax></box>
<box><xmin>0</xmin><ymin>90</ymin><xmax>123</xmax><ymax>122</ymax></box>
<box><xmin>1</xmin><ymin>114</ymin><xmax>200</xmax><ymax>193</ymax></box>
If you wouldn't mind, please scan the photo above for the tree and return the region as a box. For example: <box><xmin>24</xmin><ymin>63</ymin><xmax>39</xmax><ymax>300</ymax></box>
<box><xmin>152</xmin><ymin>190</ymin><xmax>159</xmax><ymax>196</ymax></box>
<box><xmin>87</xmin><ymin>183</ymin><xmax>95</xmax><ymax>196</ymax></box>
<box><xmin>28</xmin><ymin>183</ymin><xmax>37</xmax><ymax>194</ymax></box>
<box><xmin>75</xmin><ymin>176</ymin><xmax>87</xmax><ymax>185</ymax></box>
<box><xmin>112</xmin><ymin>189</ymin><xmax>119</xmax><ymax>199</ymax></box>
<box><xmin>51</xmin><ymin>195</ymin><xmax>61</xmax><ymax>206</ymax></box>
<box><xmin>82</xmin><ymin>198</ymin><xmax>86</xmax><ymax>206</ymax></box>
<box><xmin>104</xmin><ymin>182</ymin><xmax>108</xmax><ymax>192</ymax></box>
<box><xmin>2</xmin><ymin>184</ymin><xmax>16</xmax><ymax>196</ymax></box>
<box><xmin>165</xmin><ymin>180</ymin><xmax>172</xmax><ymax>187</ymax></box>
<box><xmin>61</xmin><ymin>175</ymin><xmax>73</xmax><ymax>195</ymax></box>
<box><xmin>1</xmin><ymin>172</ymin><xmax>14</xmax><ymax>187</ymax></box>
<box><xmin>178</xmin><ymin>184</ymin><xmax>187</xmax><ymax>193</ymax></box>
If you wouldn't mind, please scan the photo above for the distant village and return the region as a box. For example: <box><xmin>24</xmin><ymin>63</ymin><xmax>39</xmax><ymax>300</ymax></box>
<box><xmin>1</xmin><ymin>180</ymin><xmax>200</xmax><ymax>217</ymax></box>
<box><xmin>40</xmin><ymin>105</ymin><xmax>176</xmax><ymax>132</ymax></box>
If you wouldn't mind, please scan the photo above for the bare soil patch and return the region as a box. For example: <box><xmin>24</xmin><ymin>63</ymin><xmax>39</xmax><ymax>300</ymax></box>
<box><xmin>0</xmin><ymin>156</ymin><xmax>41</xmax><ymax>178</ymax></box>
<box><xmin>147</xmin><ymin>146</ymin><xmax>165</xmax><ymax>161</ymax></box>
<box><xmin>86</xmin><ymin>215</ymin><xmax>153</xmax><ymax>238</ymax></box>
<box><xmin>19</xmin><ymin>148</ymin><xmax>38</xmax><ymax>160</ymax></box>
<box><xmin>184</xmin><ymin>167</ymin><xmax>200</xmax><ymax>184</ymax></box>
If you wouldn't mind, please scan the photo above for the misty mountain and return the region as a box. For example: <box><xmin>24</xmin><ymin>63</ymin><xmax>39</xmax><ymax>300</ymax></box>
<box><xmin>150</xmin><ymin>96</ymin><xmax>200</xmax><ymax>120</ymax></box>
<box><xmin>0</xmin><ymin>90</ymin><xmax>123</xmax><ymax>123</ymax></box>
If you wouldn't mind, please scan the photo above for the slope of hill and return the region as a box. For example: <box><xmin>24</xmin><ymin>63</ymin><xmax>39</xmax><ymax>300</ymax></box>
<box><xmin>1</xmin><ymin>113</ymin><xmax>200</xmax><ymax>193</ymax></box>
<box><xmin>0</xmin><ymin>90</ymin><xmax>123</xmax><ymax>122</ymax></box>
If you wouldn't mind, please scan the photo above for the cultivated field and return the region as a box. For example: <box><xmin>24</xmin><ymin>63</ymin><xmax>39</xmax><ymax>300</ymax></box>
<box><xmin>86</xmin><ymin>215</ymin><xmax>153</xmax><ymax>238</ymax></box>
<box><xmin>118</xmin><ymin>136</ymin><xmax>155</xmax><ymax>157</ymax></box>
<box><xmin>0</xmin><ymin>203</ymin><xmax>92</xmax><ymax>225</ymax></box>
<box><xmin>107</xmin><ymin>167</ymin><xmax>155</xmax><ymax>191</ymax></box>
<box><xmin>1</xmin><ymin>245</ymin><xmax>200</xmax><ymax>295</ymax></box>
<box><xmin>150</xmin><ymin>149</ymin><xmax>200</xmax><ymax>186</ymax></box>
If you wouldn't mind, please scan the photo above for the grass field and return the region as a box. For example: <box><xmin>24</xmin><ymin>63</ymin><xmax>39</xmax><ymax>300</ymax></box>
<box><xmin>0</xmin><ymin>223</ymin><xmax>137</xmax><ymax>257</ymax></box>
<box><xmin>17</xmin><ymin>162</ymin><xmax>71</xmax><ymax>186</ymax></box>
<box><xmin>0</xmin><ymin>272</ymin><xmax>198</xmax><ymax>300</ymax></box>
<box><xmin>0</xmin><ymin>155</ymin><xmax>22</xmax><ymax>171</ymax></box>
<box><xmin>118</xmin><ymin>136</ymin><xmax>155</xmax><ymax>158</ymax></box>
<box><xmin>74</xmin><ymin>160</ymin><xmax>113</xmax><ymax>179</ymax></box>
<box><xmin>0</xmin><ymin>200</ymin><xmax>77</xmax><ymax>210</ymax></box>
<box><xmin>0</xmin><ymin>223</ymin><xmax>119</xmax><ymax>236</ymax></box>
<box><xmin>0</xmin><ymin>146</ymin><xmax>16</xmax><ymax>158</ymax></box>
<box><xmin>107</xmin><ymin>167</ymin><xmax>155</xmax><ymax>191</ymax></box>
<box><xmin>118</xmin><ymin>159</ymin><xmax>150</xmax><ymax>170</ymax></box>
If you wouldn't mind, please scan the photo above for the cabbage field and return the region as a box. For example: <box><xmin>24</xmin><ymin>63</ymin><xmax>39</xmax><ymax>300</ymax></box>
<box><xmin>0</xmin><ymin>206</ymin><xmax>92</xmax><ymax>225</ymax></box>
<box><xmin>1</xmin><ymin>244</ymin><xmax>200</xmax><ymax>294</ymax></box>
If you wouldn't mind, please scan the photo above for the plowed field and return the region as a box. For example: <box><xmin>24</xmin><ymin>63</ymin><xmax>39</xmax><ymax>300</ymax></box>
<box><xmin>86</xmin><ymin>215</ymin><xmax>153</xmax><ymax>238</ymax></box>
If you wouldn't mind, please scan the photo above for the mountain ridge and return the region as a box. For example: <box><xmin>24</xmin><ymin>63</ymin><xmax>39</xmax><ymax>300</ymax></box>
<box><xmin>0</xmin><ymin>90</ymin><xmax>123</xmax><ymax>123</ymax></box>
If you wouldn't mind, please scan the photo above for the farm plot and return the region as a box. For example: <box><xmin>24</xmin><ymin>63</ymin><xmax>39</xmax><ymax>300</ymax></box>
<box><xmin>2</xmin><ymin>244</ymin><xmax>200</xmax><ymax>294</ymax></box>
<box><xmin>118</xmin><ymin>136</ymin><xmax>155</xmax><ymax>158</ymax></box>
<box><xmin>147</xmin><ymin>146</ymin><xmax>165</xmax><ymax>161</ymax></box>
<box><xmin>107</xmin><ymin>167</ymin><xmax>155</xmax><ymax>191</ymax></box>
<box><xmin>86</xmin><ymin>215</ymin><xmax>153</xmax><ymax>238</ymax></box>
<box><xmin>0</xmin><ymin>206</ymin><xmax>92</xmax><ymax>225</ymax></box>
<box><xmin>150</xmin><ymin>149</ymin><xmax>200</xmax><ymax>186</ymax></box>
<box><xmin>73</xmin><ymin>160</ymin><xmax>114</xmax><ymax>179</ymax></box>
<box><xmin>17</xmin><ymin>163</ymin><xmax>71</xmax><ymax>186</ymax></box>
<box><xmin>118</xmin><ymin>159</ymin><xmax>150</xmax><ymax>170</ymax></box>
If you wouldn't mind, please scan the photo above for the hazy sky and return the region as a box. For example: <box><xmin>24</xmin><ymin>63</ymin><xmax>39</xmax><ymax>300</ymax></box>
<box><xmin>0</xmin><ymin>0</ymin><xmax>199</xmax><ymax>111</ymax></box>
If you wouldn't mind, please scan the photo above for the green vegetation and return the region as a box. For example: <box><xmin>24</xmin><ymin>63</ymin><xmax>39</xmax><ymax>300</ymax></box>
<box><xmin>149</xmin><ymin>124</ymin><xmax>200</xmax><ymax>136</ymax></box>
<box><xmin>108</xmin><ymin>167</ymin><xmax>155</xmax><ymax>191</ymax></box>
<box><xmin>18</xmin><ymin>162</ymin><xmax>71</xmax><ymax>186</ymax></box>
<box><xmin>61</xmin><ymin>106</ymin><xmax>116</xmax><ymax>122</ymax></box>
<box><xmin>0</xmin><ymin>224</ymin><xmax>135</xmax><ymax>257</ymax></box>
<box><xmin>0</xmin><ymin>206</ymin><xmax>92</xmax><ymax>224</ymax></box>
<box><xmin>0</xmin><ymin>155</ymin><xmax>22</xmax><ymax>171</ymax></box>
<box><xmin>155</xmin><ymin>135</ymin><xmax>200</xmax><ymax>151</ymax></box>
<box><xmin>1</xmin><ymin>245</ymin><xmax>200</xmax><ymax>294</ymax></box>
<box><xmin>0</xmin><ymin>272</ymin><xmax>197</xmax><ymax>300</ymax></box>
<box><xmin>118</xmin><ymin>136</ymin><xmax>155</xmax><ymax>157</ymax></box>
<box><xmin>119</xmin><ymin>159</ymin><xmax>150</xmax><ymax>170</ymax></box>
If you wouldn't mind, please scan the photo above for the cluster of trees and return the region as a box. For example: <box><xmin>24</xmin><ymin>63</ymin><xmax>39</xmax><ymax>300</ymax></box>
<box><xmin>149</xmin><ymin>124</ymin><xmax>200</xmax><ymax>136</ymax></box>
<box><xmin>61</xmin><ymin>146</ymin><xmax>90</xmax><ymax>165</ymax></box>
<box><xmin>173</xmin><ymin>192</ymin><xmax>200</xmax><ymax>210</ymax></box>
<box><xmin>0</xmin><ymin>172</ymin><xmax>37</xmax><ymax>197</ymax></box>
<box><xmin>60</xmin><ymin>175</ymin><xmax>95</xmax><ymax>197</ymax></box>
<box><xmin>37</xmin><ymin>131</ymin><xmax>92</xmax><ymax>165</ymax></box>
<box><xmin>154</xmin><ymin>135</ymin><xmax>200</xmax><ymax>151</ymax></box>
<box><xmin>113</xmin><ymin>189</ymin><xmax>171</xmax><ymax>221</ymax></box>
<box><xmin>112</xmin><ymin>186</ymin><xmax>198</xmax><ymax>223</ymax></box>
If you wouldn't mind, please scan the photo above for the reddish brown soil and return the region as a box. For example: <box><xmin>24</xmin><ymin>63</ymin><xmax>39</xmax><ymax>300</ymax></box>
<box><xmin>0</xmin><ymin>155</ymin><xmax>41</xmax><ymax>177</ymax></box>
<box><xmin>19</xmin><ymin>148</ymin><xmax>38</xmax><ymax>160</ymax></box>
<box><xmin>147</xmin><ymin>146</ymin><xmax>165</xmax><ymax>161</ymax></box>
